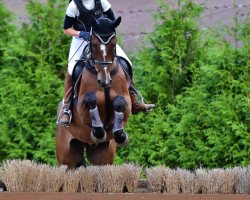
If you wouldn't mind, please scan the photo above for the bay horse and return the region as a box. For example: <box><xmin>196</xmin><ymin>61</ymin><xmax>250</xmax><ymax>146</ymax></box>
<box><xmin>56</xmin><ymin>16</ymin><xmax>132</xmax><ymax>168</ymax></box>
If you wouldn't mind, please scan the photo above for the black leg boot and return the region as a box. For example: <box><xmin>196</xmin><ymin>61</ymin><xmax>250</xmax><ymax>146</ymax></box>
<box><xmin>57</xmin><ymin>73</ymin><xmax>73</xmax><ymax>127</ymax></box>
<box><xmin>129</xmin><ymin>82</ymin><xmax>155</xmax><ymax>114</ymax></box>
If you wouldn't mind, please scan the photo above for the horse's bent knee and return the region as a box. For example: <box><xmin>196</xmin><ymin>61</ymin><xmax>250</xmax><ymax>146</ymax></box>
<box><xmin>113</xmin><ymin>95</ymin><xmax>126</xmax><ymax>112</ymax></box>
<box><xmin>84</xmin><ymin>92</ymin><xmax>97</xmax><ymax>109</ymax></box>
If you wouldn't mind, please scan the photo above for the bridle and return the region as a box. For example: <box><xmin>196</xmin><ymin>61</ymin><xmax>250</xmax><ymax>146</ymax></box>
<box><xmin>80</xmin><ymin>16</ymin><xmax>123</xmax><ymax>129</ymax></box>
<box><xmin>88</xmin><ymin>28</ymin><xmax>119</xmax><ymax>128</ymax></box>
<box><xmin>88</xmin><ymin>28</ymin><xmax>119</xmax><ymax>87</ymax></box>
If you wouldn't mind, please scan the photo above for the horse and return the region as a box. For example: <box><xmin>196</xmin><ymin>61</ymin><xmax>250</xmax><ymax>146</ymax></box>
<box><xmin>56</xmin><ymin>16</ymin><xmax>132</xmax><ymax>169</ymax></box>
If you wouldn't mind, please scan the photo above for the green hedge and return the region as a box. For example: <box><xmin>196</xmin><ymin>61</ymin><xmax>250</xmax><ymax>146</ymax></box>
<box><xmin>115</xmin><ymin>0</ymin><xmax>250</xmax><ymax>169</ymax></box>
<box><xmin>0</xmin><ymin>0</ymin><xmax>69</xmax><ymax>164</ymax></box>
<box><xmin>0</xmin><ymin>0</ymin><xmax>249</xmax><ymax>169</ymax></box>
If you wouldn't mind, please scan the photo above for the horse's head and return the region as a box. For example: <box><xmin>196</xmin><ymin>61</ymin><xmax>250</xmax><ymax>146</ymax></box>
<box><xmin>90</xmin><ymin>16</ymin><xmax>121</xmax><ymax>87</ymax></box>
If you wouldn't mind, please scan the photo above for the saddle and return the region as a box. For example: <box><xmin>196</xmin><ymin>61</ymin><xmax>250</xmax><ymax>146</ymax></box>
<box><xmin>116</xmin><ymin>56</ymin><xmax>133</xmax><ymax>79</ymax></box>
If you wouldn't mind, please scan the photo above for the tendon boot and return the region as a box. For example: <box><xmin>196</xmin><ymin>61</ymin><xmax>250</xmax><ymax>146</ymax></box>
<box><xmin>56</xmin><ymin>73</ymin><xmax>73</xmax><ymax>127</ymax></box>
<box><xmin>129</xmin><ymin>87</ymin><xmax>156</xmax><ymax>115</ymax></box>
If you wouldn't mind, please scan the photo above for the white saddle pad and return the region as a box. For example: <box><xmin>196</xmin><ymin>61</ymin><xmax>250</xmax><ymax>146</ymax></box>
<box><xmin>116</xmin><ymin>44</ymin><xmax>132</xmax><ymax>67</ymax></box>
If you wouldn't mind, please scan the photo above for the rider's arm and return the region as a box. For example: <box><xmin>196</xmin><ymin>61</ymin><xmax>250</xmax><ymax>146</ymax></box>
<box><xmin>101</xmin><ymin>0</ymin><xmax>114</xmax><ymax>20</ymax></box>
<box><xmin>64</xmin><ymin>28</ymin><xmax>80</xmax><ymax>37</ymax></box>
<box><xmin>63</xmin><ymin>15</ymin><xmax>80</xmax><ymax>37</ymax></box>
<box><xmin>104</xmin><ymin>8</ymin><xmax>115</xmax><ymax>21</ymax></box>
<box><xmin>64</xmin><ymin>1</ymin><xmax>80</xmax><ymax>37</ymax></box>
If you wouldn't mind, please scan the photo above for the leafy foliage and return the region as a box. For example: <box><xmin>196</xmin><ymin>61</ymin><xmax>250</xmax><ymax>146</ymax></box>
<box><xmin>0</xmin><ymin>2</ymin><xmax>15</xmax><ymax>68</ymax></box>
<box><xmin>132</xmin><ymin>0</ymin><xmax>204</xmax><ymax>105</ymax></box>
<box><xmin>0</xmin><ymin>0</ymin><xmax>69</xmax><ymax>164</ymax></box>
<box><xmin>0</xmin><ymin>0</ymin><xmax>249</xmax><ymax>169</ymax></box>
<box><xmin>115</xmin><ymin>0</ymin><xmax>250</xmax><ymax>169</ymax></box>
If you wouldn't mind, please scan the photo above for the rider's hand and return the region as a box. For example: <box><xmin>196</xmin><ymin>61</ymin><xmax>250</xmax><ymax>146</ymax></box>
<box><xmin>79</xmin><ymin>31</ymin><xmax>90</xmax><ymax>40</ymax></box>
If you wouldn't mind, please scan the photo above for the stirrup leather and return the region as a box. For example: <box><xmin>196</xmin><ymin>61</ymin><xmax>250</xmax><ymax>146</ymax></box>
<box><xmin>56</xmin><ymin>109</ymin><xmax>72</xmax><ymax>127</ymax></box>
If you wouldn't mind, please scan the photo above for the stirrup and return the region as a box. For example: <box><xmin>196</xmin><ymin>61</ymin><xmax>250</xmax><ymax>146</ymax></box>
<box><xmin>56</xmin><ymin>109</ymin><xmax>72</xmax><ymax>127</ymax></box>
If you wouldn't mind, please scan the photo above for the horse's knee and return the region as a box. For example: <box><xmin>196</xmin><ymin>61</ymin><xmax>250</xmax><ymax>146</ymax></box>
<box><xmin>84</xmin><ymin>92</ymin><xmax>97</xmax><ymax>109</ymax></box>
<box><xmin>113</xmin><ymin>95</ymin><xmax>126</xmax><ymax>112</ymax></box>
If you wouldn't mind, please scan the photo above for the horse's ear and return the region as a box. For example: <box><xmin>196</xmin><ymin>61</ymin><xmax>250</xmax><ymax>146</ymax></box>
<box><xmin>111</xmin><ymin>16</ymin><xmax>121</xmax><ymax>29</ymax></box>
<box><xmin>91</xmin><ymin>16</ymin><xmax>99</xmax><ymax>28</ymax></box>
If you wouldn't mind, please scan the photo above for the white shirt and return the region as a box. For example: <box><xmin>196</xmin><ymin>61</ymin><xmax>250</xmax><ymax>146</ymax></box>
<box><xmin>66</xmin><ymin>0</ymin><xmax>111</xmax><ymax>18</ymax></box>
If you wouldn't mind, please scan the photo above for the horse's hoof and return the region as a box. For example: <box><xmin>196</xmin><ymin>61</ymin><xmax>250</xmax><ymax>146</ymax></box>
<box><xmin>117</xmin><ymin>135</ymin><xmax>129</xmax><ymax>147</ymax></box>
<box><xmin>91</xmin><ymin>126</ymin><xmax>106</xmax><ymax>143</ymax></box>
<box><xmin>113</xmin><ymin>130</ymin><xmax>129</xmax><ymax>147</ymax></box>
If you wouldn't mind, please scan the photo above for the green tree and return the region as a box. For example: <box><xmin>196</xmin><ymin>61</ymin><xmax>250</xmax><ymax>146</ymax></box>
<box><xmin>0</xmin><ymin>0</ymin><xmax>249</xmax><ymax>169</ymax></box>
<box><xmin>0</xmin><ymin>0</ymin><xmax>69</xmax><ymax>164</ymax></box>
<box><xmin>116</xmin><ymin>0</ymin><xmax>250</xmax><ymax>169</ymax></box>
<box><xmin>134</xmin><ymin>0</ymin><xmax>203</xmax><ymax>105</ymax></box>
<box><xmin>0</xmin><ymin>2</ymin><xmax>15</xmax><ymax>68</ymax></box>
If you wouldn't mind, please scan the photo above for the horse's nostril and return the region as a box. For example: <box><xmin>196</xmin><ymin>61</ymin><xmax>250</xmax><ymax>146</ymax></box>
<box><xmin>97</xmin><ymin>80</ymin><xmax>101</xmax><ymax>86</ymax></box>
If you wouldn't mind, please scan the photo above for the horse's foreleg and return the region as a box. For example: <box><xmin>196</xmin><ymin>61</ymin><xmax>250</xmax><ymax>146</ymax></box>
<box><xmin>56</xmin><ymin>126</ymin><xmax>85</xmax><ymax>169</ymax></box>
<box><xmin>84</xmin><ymin>92</ymin><xmax>106</xmax><ymax>143</ymax></box>
<box><xmin>112</xmin><ymin>96</ymin><xmax>129</xmax><ymax>147</ymax></box>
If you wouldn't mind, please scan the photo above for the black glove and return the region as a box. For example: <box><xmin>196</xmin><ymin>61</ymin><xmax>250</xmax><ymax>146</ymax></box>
<box><xmin>79</xmin><ymin>31</ymin><xmax>90</xmax><ymax>40</ymax></box>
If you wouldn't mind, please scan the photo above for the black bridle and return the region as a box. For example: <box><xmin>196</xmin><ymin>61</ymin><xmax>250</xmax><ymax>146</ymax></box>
<box><xmin>89</xmin><ymin>30</ymin><xmax>118</xmax><ymax>83</ymax></box>
<box><xmin>92</xmin><ymin>60</ymin><xmax>113</xmax><ymax>74</ymax></box>
<box><xmin>88</xmin><ymin>29</ymin><xmax>119</xmax><ymax>129</ymax></box>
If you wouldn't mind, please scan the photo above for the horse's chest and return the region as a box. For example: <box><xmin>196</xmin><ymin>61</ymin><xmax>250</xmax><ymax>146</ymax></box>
<box><xmin>95</xmin><ymin>90</ymin><xmax>116</xmax><ymax>104</ymax></box>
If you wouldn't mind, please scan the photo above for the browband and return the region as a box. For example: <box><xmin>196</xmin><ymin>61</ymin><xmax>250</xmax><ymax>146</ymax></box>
<box><xmin>92</xmin><ymin>29</ymin><xmax>116</xmax><ymax>44</ymax></box>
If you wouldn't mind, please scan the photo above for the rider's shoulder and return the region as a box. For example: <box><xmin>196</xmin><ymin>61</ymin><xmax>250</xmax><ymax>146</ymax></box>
<box><xmin>66</xmin><ymin>0</ymin><xmax>78</xmax><ymax>17</ymax></box>
<box><xmin>100</xmin><ymin>0</ymin><xmax>111</xmax><ymax>12</ymax></box>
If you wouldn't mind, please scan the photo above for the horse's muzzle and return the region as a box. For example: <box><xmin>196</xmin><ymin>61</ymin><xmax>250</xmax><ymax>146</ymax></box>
<box><xmin>97</xmin><ymin>79</ymin><xmax>112</xmax><ymax>88</ymax></box>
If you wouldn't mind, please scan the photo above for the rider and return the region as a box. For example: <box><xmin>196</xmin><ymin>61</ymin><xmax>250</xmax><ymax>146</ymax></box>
<box><xmin>57</xmin><ymin>0</ymin><xmax>155</xmax><ymax>126</ymax></box>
